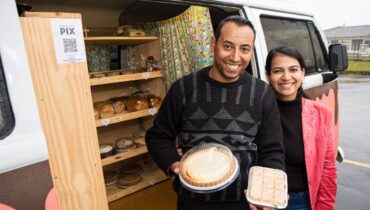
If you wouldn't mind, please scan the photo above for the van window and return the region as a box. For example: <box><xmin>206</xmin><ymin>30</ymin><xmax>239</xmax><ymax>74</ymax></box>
<box><xmin>260</xmin><ymin>16</ymin><xmax>328</xmax><ymax>75</ymax></box>
<box><xmin>0</xmin><ymin>55</ymin><xmax>15</xmax><ymax>140</ymax></box>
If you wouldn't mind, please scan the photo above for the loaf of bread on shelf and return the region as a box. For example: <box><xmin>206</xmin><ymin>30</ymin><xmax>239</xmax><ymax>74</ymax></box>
<box><xmin>94</xmin><ymin>106</ymin><xmax>100</xmax><ymax>120</ymax></box>
<box><xmin>147</xmin><ymin>94</ymin><xmax>162</xmax><ymax>108</ymax></box>
<box><xmin>111</xmin><ymin>98</ymin><xmax>126</xmax><ymax>114</ymax></box>
<box><xmin>99</xmin><ymin>103</ymin><xmax>114</xmax><ymax>119</ymax></box>
<box><xmin>126</xmin><ymin>96</ymin><xmax>149</xmax><ymax>112</ymax></box>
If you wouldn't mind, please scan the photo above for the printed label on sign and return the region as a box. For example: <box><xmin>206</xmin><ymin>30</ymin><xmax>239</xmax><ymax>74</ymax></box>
<box><xmin>148</xmin><ymin>108</ymin><xmax>158</xmax><ymax>116</ymax></box>
<box><xmin>101</xmin><ymin>118</ymin><xmax>110</xmax><ymax>126</ymax></box>
<box><xmin>50</xmin><ymin>18</ymin><xmax>87</xmax><ymax>64</ymax></box>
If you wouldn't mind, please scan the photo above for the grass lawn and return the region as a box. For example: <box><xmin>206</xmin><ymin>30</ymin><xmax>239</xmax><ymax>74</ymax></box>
<box><xmin>348</xmin><ymin>60</ymin><xmax>370</xmax><ymax>72</ymax></box>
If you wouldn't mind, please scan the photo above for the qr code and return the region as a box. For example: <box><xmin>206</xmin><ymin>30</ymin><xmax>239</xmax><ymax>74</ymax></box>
<box><xmin>63</xmin><ymin>38</ymin><xmax>77</xmax><ymax>53</ymax></box>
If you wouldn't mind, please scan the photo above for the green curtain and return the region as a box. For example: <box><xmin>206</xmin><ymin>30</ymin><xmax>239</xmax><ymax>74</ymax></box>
<box><xmin>142</xmin><ymin>6</ymin><xmax>214</xmax><ymax>89</ymax></box>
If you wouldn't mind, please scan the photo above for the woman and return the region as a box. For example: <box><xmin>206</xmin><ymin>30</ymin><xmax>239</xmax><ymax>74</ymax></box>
<box><xmin>265</xmin><ymin>46</ymin><xmax>337</xmax><ymax>210</ymax></box>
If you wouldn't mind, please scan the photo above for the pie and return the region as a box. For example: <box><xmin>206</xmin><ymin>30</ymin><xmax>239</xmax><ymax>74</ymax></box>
<box><xmin>247</xmin><ymin>166</ymin><xmax>287</xmax><ymax>207</ymax></box>
<box><xmin>180</xmin><ymin>147</ymin><xmax>235</xmax><ymax>187</ymax></box>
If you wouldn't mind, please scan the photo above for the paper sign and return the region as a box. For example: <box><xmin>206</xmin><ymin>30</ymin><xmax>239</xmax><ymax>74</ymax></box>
<box><xmin>142</xmin><ymin>72</ymin><xmax>150</xmax><ymax>80</ymax></box>
<box><xmin>148</xmin><ymin>108</ymin><xmax>158</xmax><ymax>116</ymax></box>
<box><xmin>101</xmin><ymin>118</ymin><xmax>110</xmax><ymax>126</ymax></box>
<box><xmin>50</xmin><ymin>18</ymin><xmax>87</xmax><ymax>64</ymax></box>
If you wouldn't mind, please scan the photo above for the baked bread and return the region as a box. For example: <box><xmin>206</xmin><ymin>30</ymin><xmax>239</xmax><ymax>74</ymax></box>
<box><xmin>99</xmin><ymin>103</ymin><xmax>114</xmax><ymax>119</ymax></box>
<box><xmin>94</xmin><ymin>106</ymin><xmax>100</xmax><ymax>120</ymax></box>
<box><xmin>247</xmin><ymin>166</ymin><xmax>287</xmax><ymax>207</ymax></box>
<box><xmin>180</xmin><ymin>147</ymin><xmax>235</xmax><ymax>187</ymax></box>
<box><xmin>112</xmin><ymin>100</ymin><xmax>126</xmax><ymax>114</ymax></box>
<box><xmin>147</xmin><ymin>94</ymin><xmax>162</xmax><ymax>108</ymax></box>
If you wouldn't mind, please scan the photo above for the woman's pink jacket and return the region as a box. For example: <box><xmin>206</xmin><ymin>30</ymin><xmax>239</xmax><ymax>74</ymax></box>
<box><xmin>301</xmin><ymin>97</ymin><xmax>337</xmax><ymax>210</ymax></box>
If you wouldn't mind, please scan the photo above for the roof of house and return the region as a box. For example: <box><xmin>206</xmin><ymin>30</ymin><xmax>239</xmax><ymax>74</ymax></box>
<box><xmin>324</xmin><ymin>25</ymin><xmax>370</xmax><ymax>38</ymax></box>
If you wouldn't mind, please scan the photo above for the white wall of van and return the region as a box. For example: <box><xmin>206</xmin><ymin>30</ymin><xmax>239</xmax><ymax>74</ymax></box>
<box><xmin>0</xmin><ymin>0</ymin><xmax>47</xmax><ymax>173</ymax></box>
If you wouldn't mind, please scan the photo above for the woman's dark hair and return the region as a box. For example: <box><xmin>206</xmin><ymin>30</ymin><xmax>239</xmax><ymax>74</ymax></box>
<box><xmin>265</xmin><ymin>45</ymin><xmax>310</xmax><ymax>98</ymax></box>
<box><xmin>265</xmin><ymin>45</ymin><xmax>306</xmax><ymax>75</ymax></box>
<box><xmin>214</xmin><ymin>15</ymin><xmax>256</xmax><ymax>42</ymax></box>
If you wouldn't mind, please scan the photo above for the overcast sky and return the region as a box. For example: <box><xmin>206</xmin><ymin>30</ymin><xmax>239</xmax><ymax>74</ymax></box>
<box><xmin>300</xmin><ymin>0</ymin><xmax>370</xmax><ymax>30</ymax></box>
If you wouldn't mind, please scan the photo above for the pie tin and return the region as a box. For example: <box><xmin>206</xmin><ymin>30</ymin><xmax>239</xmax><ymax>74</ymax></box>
<box><xmin>245</xmin><ymin>166</ymin><xmax>288</xmax><ymax>209</ymax></box>
<box><xmin>179</xmin><ymin>143</ymin><xmax>239</xmax><ymax>193</ymax></box>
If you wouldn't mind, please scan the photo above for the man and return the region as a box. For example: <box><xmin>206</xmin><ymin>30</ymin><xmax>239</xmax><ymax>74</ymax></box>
<box><xmin>145</xmin><ymin>15</ymin><xmax>285</xmax><ymax>210</ymax></box>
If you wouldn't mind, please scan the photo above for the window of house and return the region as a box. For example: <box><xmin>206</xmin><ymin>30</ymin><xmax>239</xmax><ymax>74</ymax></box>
<box><xmin>0</xmin><ymin>55</ymin><xmax>15</xmax><ymax>140</ymax></box>
<box><xmin>260</xmin><ymin>16</ymin><xmax>328</xmax><ymax>75</ymax></box>
<box><xmin>364</xmin><ymin>40</ymin><xmax>370</xmax><ymax>47</ymax></box>
<box><xmin>351</xmin><ymin>39</ymin><xmax>363</xmax><ymax>52</ymax></box>
<box><xmin>331</xmin><ymin>40</ymin><xmax>339</xmax><ymax>44</ymax></box>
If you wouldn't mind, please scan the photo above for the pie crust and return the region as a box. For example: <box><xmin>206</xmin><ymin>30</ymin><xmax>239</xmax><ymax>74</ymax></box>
<box><xmin>180</xmin><ymin>147</ymin><xmax>235</xmax><ymax>187</ymax></box>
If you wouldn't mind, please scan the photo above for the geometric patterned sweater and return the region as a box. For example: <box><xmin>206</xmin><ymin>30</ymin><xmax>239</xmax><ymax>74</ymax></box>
<box><xmin>146</xmin><ymin>66</ymin><xmax>285</xmax><ymax>201</ymax></box>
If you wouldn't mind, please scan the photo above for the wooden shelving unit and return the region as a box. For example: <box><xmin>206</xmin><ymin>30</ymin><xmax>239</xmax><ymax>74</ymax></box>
<box><xmin>84</xmin><ymin>36</ymin><xmax>158</xmax><ymax>45</ymax></box>
<box><xmin>105</xmin><ymin>164</ymin><xmax>167</xmax><ymax>202</ymax></box>
<box><xmin>101</xmin><ymin>144</ymin><xmax>148</xmax><ymax>166</ymax></box>
<box><xmin>95</xmin><ymin>108</ymin><xmax>158</xmax><ymax>127</ymax></box>
<box><xmin>90</xmin><ymin>71</ymin><xmax>163</xmax><ymax>86</ymax></box>
<box><xmin>88</xmin><ymin>35</ymin><xmax>166</xmax><ymax>204</ymax></box>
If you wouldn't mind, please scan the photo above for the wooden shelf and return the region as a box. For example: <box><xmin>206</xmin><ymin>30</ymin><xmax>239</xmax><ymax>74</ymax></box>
<box><xmin>101</xmin><ymin>144</ymin><xmax>148</xmax><ymax>166</ymax></box>
<box><xmin>90</xmin><ymin>71</ymin><xmax>163</xmax><ymax>86</ymax></box>
<box><xmin>84</xmin><ymin>36</ymin><xmax>159</xmax><ymax>45</ymax></box>
<box><xmin>96</xmin><ymin>108</ymin><xmax>158</xmax><ymax>127</ymax></box>
<box><xmin>106</xmin><ymin>164</ymin><xmax>168</xmax><ymax>202</ymax></box>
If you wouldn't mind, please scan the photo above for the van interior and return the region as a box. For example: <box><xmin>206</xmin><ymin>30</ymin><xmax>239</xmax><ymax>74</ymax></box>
<box><xmin>16</xmin><ymin>0</ymin><xmax>241</xmax><ymax>36</ymax></box>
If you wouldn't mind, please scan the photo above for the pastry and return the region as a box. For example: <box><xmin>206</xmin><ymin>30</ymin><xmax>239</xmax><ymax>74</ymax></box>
<box><xmin>119</xmin><ymin>163</ymin><xmax>143</xmax><ymax>176</ymax></box>
<box><xmin>115</xmin><ymin>137</ymin><xmax>136</xmax><ymax>152</ymax></box>
<box><xmin>99</xmin><ymin>144</ymin><xmax>114</xmax><ymax>158</ymax></box>
<box><xmin>133</xmin><ymin>129</ymin><xmax>146</xmax><ymax>145</ymax></box>
<box><xmin>247</xmin><ymin>166</ymin><xmax>287</xmax><ymax>207</ymax></box>
<box><xmin>116</xmin><ymin>174</ymin><xmax>142</xmax><ymax>188</ymax></box>
<box><xmin>180</xmin><ymin>147</ymin><xmax>235</xmax><ymax>187</ymax></box>
<box><xmin>103</xmin><ymin>170</ymin><xmax>118</xmax><ymax>186</ymax></box>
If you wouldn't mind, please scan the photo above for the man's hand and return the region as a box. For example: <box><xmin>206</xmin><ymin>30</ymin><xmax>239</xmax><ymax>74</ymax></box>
<box><xmin>249</xmin><ymin>203</ymin><xmax>276</xmax><ymax>210</ymax></box>
<box><xmin>170</xmin><ymin>161</ymin><xmax>180</xmax><ymax>174</ymax></box>
<box><xmin>176</xmin><ymin>144</ymin><xmax>183</xmax><ymax>156</ymax></box>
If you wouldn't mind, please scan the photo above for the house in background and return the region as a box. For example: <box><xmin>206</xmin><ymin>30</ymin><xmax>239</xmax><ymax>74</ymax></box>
<box><xmin>325</xmin><ymin>25</ymin><xmax>370</xmax><ymax>57</ymax></box>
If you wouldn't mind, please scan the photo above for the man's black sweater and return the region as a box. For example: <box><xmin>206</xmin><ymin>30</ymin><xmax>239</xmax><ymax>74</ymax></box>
<box><xmin>146</xmin><ymin>66</ymin><xmax>285</xmax><ymax>201</ymax></box>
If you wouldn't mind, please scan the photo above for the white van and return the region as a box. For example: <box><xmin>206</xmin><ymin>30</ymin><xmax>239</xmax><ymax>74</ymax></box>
<box><xmin>0</xmin><ymin>0</ymin><xmax>347</xmax><ymax>209</ymax></box>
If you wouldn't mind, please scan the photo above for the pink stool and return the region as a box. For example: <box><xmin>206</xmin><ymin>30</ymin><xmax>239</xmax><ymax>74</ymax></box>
<box><xmin>45</xmin><ymin>188</ymin><xmax>58</xmax><ymax>210</ymax></box>
<box><xmin>0</xmin><ymin>203</ymin><xmax>16</xmax><ymax>210</ymax></box>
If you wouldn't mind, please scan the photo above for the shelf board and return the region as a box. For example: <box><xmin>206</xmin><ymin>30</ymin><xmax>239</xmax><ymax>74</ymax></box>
<box><xmin>84</xmin><ymin>36</ymin><xmax>159</xmax><ymax>45</ymax></box>
<box><xmin>101</xmin><ymin>145</ymin><xmax>148</xmax><ymax>166</ymax></box>
<box><xmin>90</xmin><ymin>71</ymin><xmax>163</xmax><ymax>86</ymax></box>
<box><xmin>106</xmin><ymin>165</ymin><xmax>168</xmax><ymax>202</ymax></box>
<box><xmin>96</xmin><ymin>108</ymin><xmax>158</xmax><ymax>127</ymax></box>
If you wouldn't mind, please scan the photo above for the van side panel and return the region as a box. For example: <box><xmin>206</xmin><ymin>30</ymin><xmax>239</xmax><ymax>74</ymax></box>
<box><xmin>305</xmin><ymin>80</ymin><xmax>339</xmax><ymax>157</ymax></box>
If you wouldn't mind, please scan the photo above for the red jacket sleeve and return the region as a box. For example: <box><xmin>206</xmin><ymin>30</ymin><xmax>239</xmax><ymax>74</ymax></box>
<box><xmin>315</xmin><ymin>108</ymin><xmax>337</xmax><ymax>210</ymax></box>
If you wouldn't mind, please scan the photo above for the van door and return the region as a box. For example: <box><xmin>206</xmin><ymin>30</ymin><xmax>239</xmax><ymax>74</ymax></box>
<box><xmin>249</xmin><ymin>8</ymin><xmax>341</xmax><ymax>158</ymax></box>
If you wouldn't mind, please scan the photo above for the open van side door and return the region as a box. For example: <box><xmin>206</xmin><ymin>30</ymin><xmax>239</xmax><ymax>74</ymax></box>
<box><xmin>248</xmin><ymin>8</ymin><xmax>348</xmax><ymax>160</ymax></box>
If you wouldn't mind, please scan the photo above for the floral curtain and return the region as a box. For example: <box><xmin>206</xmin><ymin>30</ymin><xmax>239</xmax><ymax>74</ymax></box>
<box><xmin>142</xmin><ymin>6</ymin><xmax>214</xmax><ymax>89</ymax></box>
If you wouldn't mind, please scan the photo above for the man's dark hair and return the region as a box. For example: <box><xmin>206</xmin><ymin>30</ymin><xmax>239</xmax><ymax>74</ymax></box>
<box><xmin>214</xmin><ymin>15</ymin><xmax>256</xmax><ymax>41</ymax></box>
